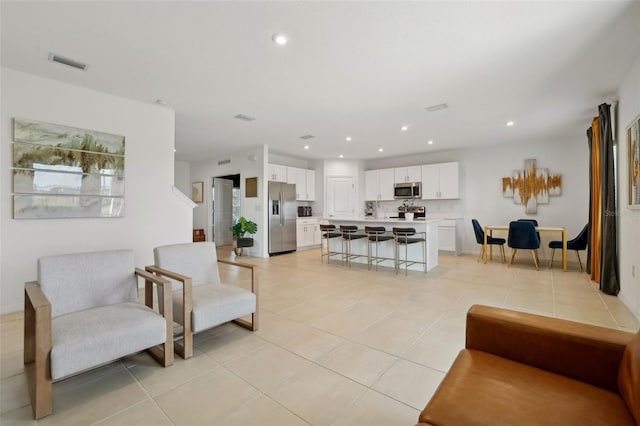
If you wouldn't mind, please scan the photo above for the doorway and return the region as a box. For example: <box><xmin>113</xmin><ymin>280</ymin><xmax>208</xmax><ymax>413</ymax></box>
<box><xmin>326</xmin><ymin>176</ymin><xmax>355</xmax><ymax>218</ymax></box>
<box><xmin>211</xmin><ymin>174</ymin><xmax>240</xmax><ymax>246</ymax></box>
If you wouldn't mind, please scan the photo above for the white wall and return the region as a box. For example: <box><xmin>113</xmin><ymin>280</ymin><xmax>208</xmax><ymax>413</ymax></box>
<box><xmin>617</xmin><ymin>53</ymin><xmax>640</xmax><ymax>319</ymax></box>
<box><xmin>0</xmin><ymin>68</ymin><xmax>193</xmax><ymax>314</ymax></box>
<box><xmin>190</xmin><ymin>145</ymin><xmax>267</xmax><ymax>257</ymax></box>
<box><xmin>174</xmin><ymin>160</ymin><xmax>191</xmax><ymax>196</ymax></box>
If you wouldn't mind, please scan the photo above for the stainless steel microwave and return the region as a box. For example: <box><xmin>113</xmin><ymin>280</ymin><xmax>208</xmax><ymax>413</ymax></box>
<box><xmin>394</xmin><ymin>182</ymin><xmax>421</xmax><ymax>199</ymax></box>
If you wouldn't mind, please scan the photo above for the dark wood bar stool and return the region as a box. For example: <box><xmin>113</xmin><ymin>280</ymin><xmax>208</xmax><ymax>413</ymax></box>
<box><xmin>365</xmin><ymin>226</ymin><xmax>394</xmax><ymax>271</ymax></box>
<box><xmin>340</xmin><ymin>225</ymin><xmax>367</xmax><ymax>267</ymax></box>
<box><xmin>393</xmin><ymin>227</ymin><xmax>427</xmax><ymax>275</ymax></box>
<box><xmin>320</xmin><ymin>224</ymin><xmax>342</xmax><ymax>264</ymax></box>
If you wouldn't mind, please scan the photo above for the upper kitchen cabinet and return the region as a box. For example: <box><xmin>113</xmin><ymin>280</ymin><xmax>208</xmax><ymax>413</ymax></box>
<box><xmin>365</xmin><ymin>168</ymin><xmax>395</xmax><ymax>201</ymax></box>
<box><xmin>268</xmin><ymin>163</ymin><xmax>287</xmax><ymax>182</ymax></box>
<box><xmin>421</xmin><ymin>162</ymin><xmax>459</xmax><ymax>199</ymax></box>
<box><xmin>394</xmin><ymin>166</ymin><xmax>422</xmax><ymax>183</ymax></box>
<box><xmin>287</xmin><ymin>166</ymin><xmax>316</xmax><ymax>200</ymax></box>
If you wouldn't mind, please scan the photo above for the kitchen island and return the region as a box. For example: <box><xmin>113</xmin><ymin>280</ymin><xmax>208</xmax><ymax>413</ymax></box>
<box><xmin>326</xmin><ymin>218</ymin><xmax>439</xmax><ymax>272</ymax></box>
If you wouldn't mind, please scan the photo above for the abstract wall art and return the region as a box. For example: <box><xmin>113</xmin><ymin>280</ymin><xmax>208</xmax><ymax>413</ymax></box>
<box><xmin>12</xmin><ymin>118</ymin><xmax>125</xmax><ymax>219</ymax></box>
<box><xmin>502</xmin><ymin>159</ymin><xmax>561</xmax><ymax>214</ymax></box>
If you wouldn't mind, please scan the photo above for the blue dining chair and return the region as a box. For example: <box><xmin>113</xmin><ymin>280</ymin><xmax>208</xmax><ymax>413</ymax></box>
<box><xmin>508</xmin><ymin>221</ymin><xmax>541</xmax><ymax>270</ymax></box>
<box><xmin>549</xmin><ymin>224</ymin><xmax>589</xmax><ymax>271</ymax></box>
<box><xmin>471</xmin><ymin>219</ymin><xmax>506</xmax><ymax>263</ymax></box>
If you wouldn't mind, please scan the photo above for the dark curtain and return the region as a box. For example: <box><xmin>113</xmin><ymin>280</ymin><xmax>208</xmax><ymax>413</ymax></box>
<box><xmin>586</xmin><ymin>128</ymin><xmax>593</xmax><ymax>274</ymax></box>
<box><xmin>598</xmin><ymin>103</ymin><xmax>619</xmax><ymax>295</ymax></box>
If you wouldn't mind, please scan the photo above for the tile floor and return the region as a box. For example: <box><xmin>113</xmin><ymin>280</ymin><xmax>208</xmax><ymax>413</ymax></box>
<box><xmin>1</xmin><ymin>247</ymin><xmax>638</xmax><ymax>425</ymax></box>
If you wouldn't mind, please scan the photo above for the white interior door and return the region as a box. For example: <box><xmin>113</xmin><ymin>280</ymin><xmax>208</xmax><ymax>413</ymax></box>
<box><xmin>213</xmin><ymin>177</ymin><xmax>233</xmax><ymax>246</ymax></box>
<box><xmin>327</xmin><ymin>176</ymin><xmax>355</xmax><ymax>218</ymax></box>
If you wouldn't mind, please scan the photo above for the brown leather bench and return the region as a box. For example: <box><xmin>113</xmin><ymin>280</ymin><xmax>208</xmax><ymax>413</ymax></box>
<box><xmin>417</xmin><ymin>305</ymin><xmax>639</xmax><ymax>426</ymax></box>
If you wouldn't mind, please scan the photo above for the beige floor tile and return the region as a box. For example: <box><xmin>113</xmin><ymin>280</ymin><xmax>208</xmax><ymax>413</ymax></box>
<box><xmin>155</xmin><ymin>367</ymin><xmax>261</xmax><ymax>425</ymax></box>
<box><xmin>37</xmin><ymin>362</ymin><xmax>148</xmax><ymax>426</ymax></box>
<box><xmin>402</xmin><ymin>321</ymin><xmax>465</xmax><ymax>373</ymax></box>
<box><xmin>353</xmin><ymin>312</ymin><xmax>431</xmax><ymax>356</ymax></box>
<box><xmin>225</xmin><ymin>343</ymin><xmax>312</xmax><ymax>392</ymax></box>
<box><xmin>267</xmin><ymin>364</ymin><xmax>367</xmax><ymax>425</ymax></box>
<box><xmin>195</xmin><ymin>325</ymin><xmax>268</xmax><ymax>364</ymax></box>
<box><xmin>220</xmin><ymin>394</ymin><xmax>309</xmax><ymax>426</ymax></box>
<box><xmin>279</xmin><ymin>301</ymin><xmax>340</xmax><ymax>325</ymax></box>
<box><xmin>372</xmin><ymin>359</ymin><xmax>445</xmax><ymax>410</ymax></box>
<box><xmin>93</xmin><ymin>399</ymin><xmax>172</xmax><ymax>426</ymax></box>
<box><xmin>331</xmin><ymin>389</ymin><xmax>419</xmax><ymax>426</ymax></box>
<box><xmin>124</xmin><ymin>347</ymin><xmax>218</xmax><ymax>396</ymax></box>
<box><xmin>317</xmin><ymin>341</ymin><xmax>398</xmax><ymax>386</ymax></box>
<box><xmin>0</xmin><ymin>373</ymin><xmax>30</xmax><ymax>415</ymax></box>
<box><xmin>311</xmin><ymin>302</ymin><xmax>393</xmax><ymax>338</ymax></box>
<box><xmin>274</xmin><ymin>323</ymin><xmax>345</xmax><ymax>361</ymax></box>
<box><xmin>0</xmin><ymin>405</ymin><xmax>36</xmax><ymax>426</ymax></box>
<box><xmin>554</xmin><ymin>304</ymin><xmax>618</xmax><ymax>328</ymax></box>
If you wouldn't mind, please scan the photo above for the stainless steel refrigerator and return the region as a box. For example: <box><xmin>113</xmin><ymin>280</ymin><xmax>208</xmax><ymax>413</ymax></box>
<box><xmin>268</xmin><ymin>181</ymin><xmax>297</xmax><ymax>255</ymax></box>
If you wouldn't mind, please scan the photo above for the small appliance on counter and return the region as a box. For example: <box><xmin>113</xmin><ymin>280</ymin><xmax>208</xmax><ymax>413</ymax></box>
<box><xmin>365</xmin><ymin>202</ymin><xmax>375</xmax><ymax>217</ymax></box>
<box><xmin>297</xmin><ymin>206</ymin><xmax>312</xmax><ymax>217</ymax></box>
<box><xmin>397</xmin><ymin>205</ymin><xmax>426</xmax><ymax>220</ymax></box>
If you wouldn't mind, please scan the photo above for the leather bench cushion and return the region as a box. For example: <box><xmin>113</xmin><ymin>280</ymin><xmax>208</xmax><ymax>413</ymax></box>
<box><xmin>418</xmin><ymin>349</ymin><xmax>635</xmax><ymax>426</ymax></box>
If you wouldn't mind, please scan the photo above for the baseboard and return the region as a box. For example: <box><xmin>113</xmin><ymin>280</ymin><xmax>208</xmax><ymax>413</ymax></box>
<box><xmin>618</xmin><ymin>291</ymin><xmax>640</xmax><ymax>323</ymax></box>
<box><xmin>0</xmin><ymin>303</ymin><xmax>23</xmax><ymax>316</ymax></box>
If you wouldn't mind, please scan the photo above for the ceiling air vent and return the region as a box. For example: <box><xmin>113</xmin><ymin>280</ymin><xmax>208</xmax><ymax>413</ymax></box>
<box><xmin>218</xmin><ymin>159</ymin><xmax>231</xmax><ymax>166</ymax></box>
<box><xmin>299</xmin><ymin>135</ymin><xmax>314</xmax><ymax>140</ymax></box>
<box><xmin>425</xmin><ymin>103</ymin><xmax>449</xmax><ymax>112</ymax></box>
<box><xmin>48</xmin><ymin>53</ymin><xmax>89</xmax><ymax>71</ymax></box>
<box><xmin>234</xmin><ymin>114</ymin><xmax>256</xmax><ymax>122</ymax></box>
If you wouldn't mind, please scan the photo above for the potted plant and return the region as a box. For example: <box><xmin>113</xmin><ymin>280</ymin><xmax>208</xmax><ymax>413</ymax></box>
<box><xmin>231</xmin><ymin>217</ymin><xmax>257</xmax><ymax>256</ymax></box>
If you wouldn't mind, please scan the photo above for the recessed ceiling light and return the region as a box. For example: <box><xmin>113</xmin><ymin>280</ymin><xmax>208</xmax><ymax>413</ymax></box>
<box><xmin>303</xmin><ymin>145</ymin><xmax>309</xmax><ymax>150</ymax></box>
<box><xmin>378</xmin><ymin>148</ymin><xmax>384</xmax><ymax>152</ymax></box>
<box><xmin>401</xmin><ymin>125</ymin><xmax>409</xmax><ymax>132</ymax></box>
<box><xmin>339</xmin><ymin>154</ymin><xmax>344</xmax><ymax>158</ymax></box>
<box><xmin>272</xmin><ymin>33</ymin><xmax>288</xmax><ymax>45</ymax></box>
<box><xmin>345</xmin><ymin>136</ymin><xmax>352</xmax><ymax>142</ymax></box>
<box><xmin>427</xmin><ymin>140</ymin><xmax>434</xmax><ymax>145</ymax></box>
<box><xmin>506</xmin><ymin>121</ymin><xmax>515</xmax><ymax>127</ymax></box>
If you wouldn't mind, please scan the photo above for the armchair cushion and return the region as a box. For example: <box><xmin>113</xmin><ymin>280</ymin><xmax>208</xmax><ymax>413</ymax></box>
<box><xmin>173</xmin><ymin>284</ymin><xmax>256</xmax><ymax>333</ymax></box>
<box><xmin>419</xmin><ymin>349</ymin><xmax>635</xmax><ymax>426</ymax></box>
<box><xmin>154</xmin><ymin>242</ymin><xmax>220</xmax><ymax>288</ymax></box>
<box><xmin>38</xmin><ymin>250</ymin><xmax>137</xmax><ymax>318</ymax></box>
<box><xmin>51</xmin><ymin>302</ymin><xmax>166</xmax><ymax>380</ymax></box>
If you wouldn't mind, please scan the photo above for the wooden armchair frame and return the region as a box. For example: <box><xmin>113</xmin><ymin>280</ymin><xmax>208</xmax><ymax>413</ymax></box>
<box><xmin>146</xmin><ymin>258</ymin><xmax>258</xmax><ymax>360</ymax></box>
<box><xmin>24</xmin><ymin>268</ymin><xmax>173</xmax><ymax>419</ymax></box>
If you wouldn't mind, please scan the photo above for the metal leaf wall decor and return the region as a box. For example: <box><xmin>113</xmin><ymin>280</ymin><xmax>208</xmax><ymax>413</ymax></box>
<box><xmin>502</xmin><ymin>159</ymin><xmax>561</xmax><ymax>214</ymax></box>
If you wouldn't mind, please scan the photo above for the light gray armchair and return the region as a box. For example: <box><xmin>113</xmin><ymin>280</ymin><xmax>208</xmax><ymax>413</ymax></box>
<box><xmin>146</xmin><ymin>242</ymin><xmax>258</xmax><ymax>359</ymax></box>
<box><xmin>24</xmin><ymin>249</ymin><xmax>173</xmax><ymax>419</ymax></box>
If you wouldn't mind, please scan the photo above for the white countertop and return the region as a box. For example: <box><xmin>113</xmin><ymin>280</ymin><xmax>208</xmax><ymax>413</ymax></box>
<box><xmin>327</xmin><ymin>217</ymin><xmax>440</xmax><ymax>224</ymax></box>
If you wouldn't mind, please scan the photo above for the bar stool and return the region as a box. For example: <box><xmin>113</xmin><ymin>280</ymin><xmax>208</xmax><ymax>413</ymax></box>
<box><xmin>320</xmin><ymin>224</ymin><xmax>342</xmax><ymax>264</ymax></box>
<box><xmin>340</xmin><ymin>225</ymin><xmax>367</xmax><ymax>267</ymax></box>
<box><xmin>365</xmin><ymin>226</ymin><xmax>394</xmax><ymax>271</ymax></box>
<box><xmin>393</xmin><ymin>227</ymin><xmax>427</xmax><ymax>275</ymax></box>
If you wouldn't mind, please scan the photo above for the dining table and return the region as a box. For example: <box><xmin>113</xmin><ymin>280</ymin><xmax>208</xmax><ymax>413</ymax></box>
<box><xmin>483</xmin><ymin>225</ymin><xmax>568</xmax><ymax>271</ymax></box>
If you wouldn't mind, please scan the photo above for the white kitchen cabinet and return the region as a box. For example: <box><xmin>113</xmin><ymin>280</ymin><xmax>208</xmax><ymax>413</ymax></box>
<box><xmin>296</xmin><ymin>218</ymin><xmax>320</xmax><ymax>248</ymax></box>
<box><xmin>365</xmin><ymin>168</ymin><xmax>395</xmax><ymax>201</ymax></box>
<box><xmin>438</xmin><ymin>219</ymin><xmax>461</xmax><ymax>254</ymax></box>
<box><xmin>421</xmin><ymin>162</ymin><xmax>459</xmax><ymax>199</ymax></box>
<box><xmin>394</xmin><ymin>166</ymin><xmax>422</xmax><ymax>183</ymax></box>
<box><xmin>268</xmin><ymin>164</ymin><xmax>287</xmax><ymax>182</ymax></box>
<box><xmin>306</xmin><ymin>169</ymin><xmax>316</xmax><ymax>201</ymax></box>
<box><xmin>287</xmin><ymin>167</ymin><xmax>315</xmax><ymax>201</ymax></box>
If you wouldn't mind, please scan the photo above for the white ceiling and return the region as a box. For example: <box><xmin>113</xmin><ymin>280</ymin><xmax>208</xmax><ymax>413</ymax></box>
<box><xmin>2</xmin><ymin>1</ymin><xmax>639</xmax><ymax>162</ymax></box>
